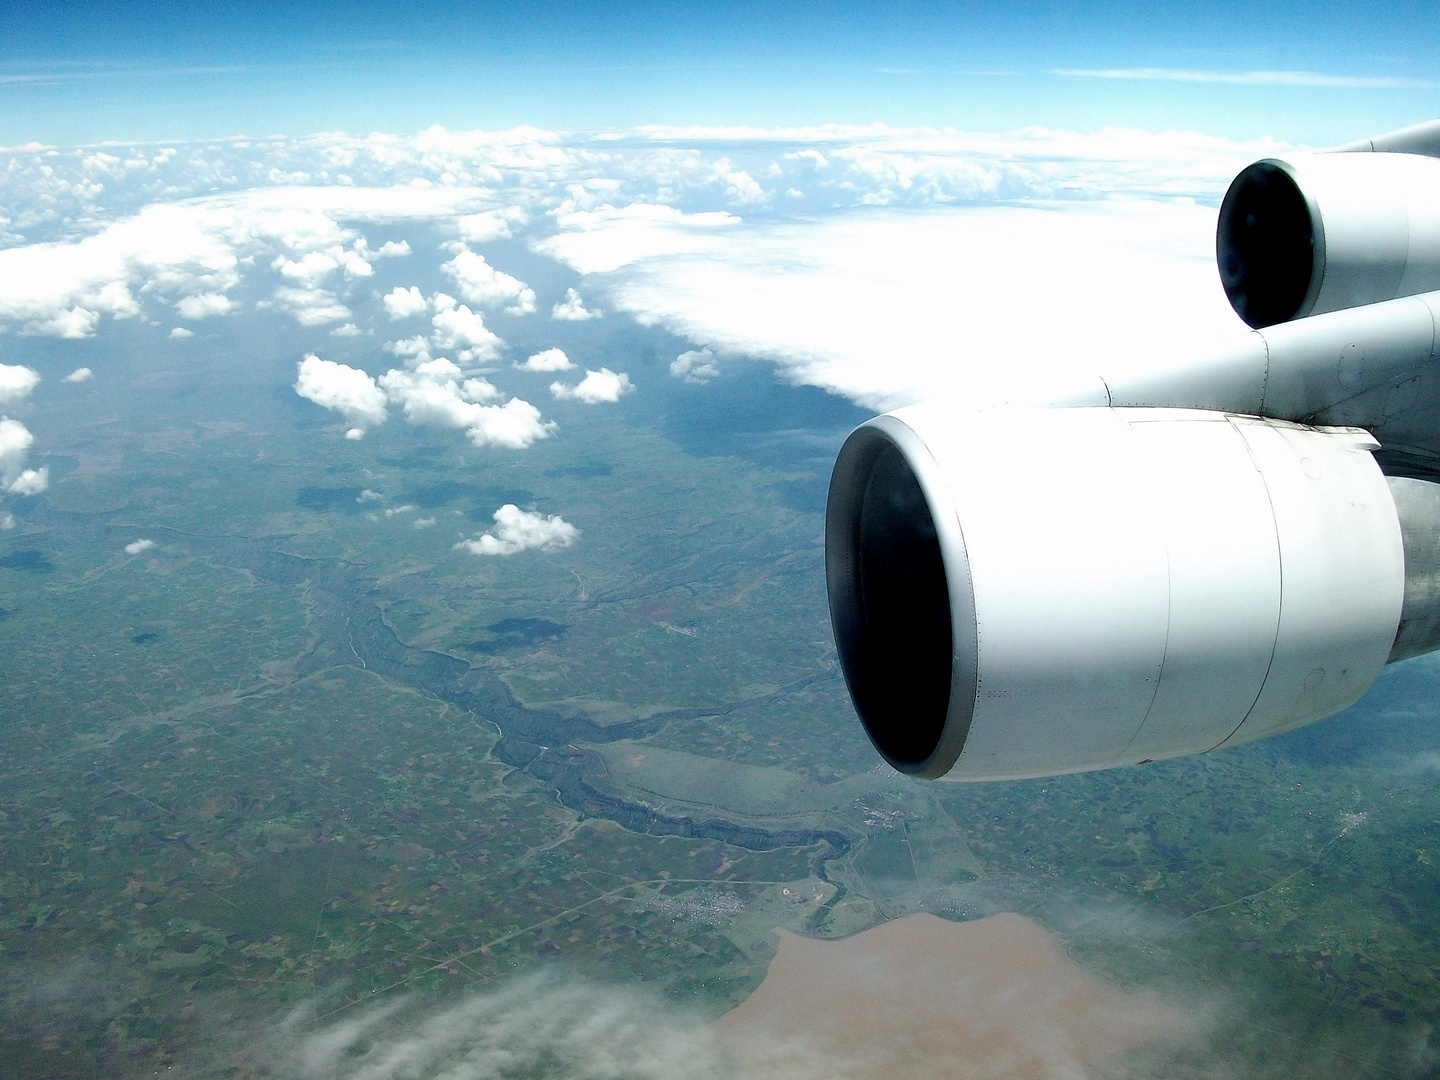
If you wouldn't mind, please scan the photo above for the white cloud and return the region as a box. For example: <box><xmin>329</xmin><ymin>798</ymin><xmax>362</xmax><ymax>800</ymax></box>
<box><xmin>0</xmin><ymin>363</ymin><xmax>40</xmax><ymax>404</ymax></box>
<box><xmin>175</xmin><ymin>292</ymin><xmax>235</xmax><ymax>320</ymax></box>
<box><xmin>455</xmin><ymin>504</ymin><xmax>579</xmax><ymax>556</ymax></box>
<box><xmin>0</xmin><ymin>512</ymin><xmax>12</xmax><ymax>530</ymax></box>
<box><xmin>550</xmin><ymin>287</ymin><xmax>601</xmax><ymax>321</ymax></box>
<box><xmin>63</xmin><ymin>367</ymin><xmax>92</xmax><ymax>383</ymax></box>
<box><xmin>550</xmin><ymin>367</ymin><xmax>634</xmax><ymax>404</ymax></box>
<box><xmin>562</xmin><ymin>201</ymin><xmax>1247</xmax><ymax>411</ymax></box>
<box><xmin>169</xmin><ymin>326</ymin><xmax>194</xmax><ymax>339</ymax></box>
<box><xmin>520</xmin><ymin>347</ymin><xmax>574</xmax><ymax>372</ymax></box>
<box><xmin>385</xmin><ymin>334</ymin><xmax>432</xmax><ymax>359</ymax></box>
<box><xmin>124</xmin><ymin>538</ymin><xmax>155</xmax><ymax>555</ymax></box>
<box><xmin>456</xmin><ymin>207</ymin><xmax>528</xmax><ymax>242</ymax></box>
<box><xmin>330</xmin><ymin>323</ymin><xmax>363</xmax><ymax>337</ymax></box>
<box><xmin>382</xmin><ymin>285</ymin><xmax>429</xmax><ymax>320</ymax></box>
<box><xmin>670</xmin><ymin>349</ymin><xmax>718</xmax><ymax>384</ymax></box>
<box><xmin>535</xmin><ymin>203</ymin><xmax>742</xmax><ymax>275</ymax></box>
<box><xmin>430</xmin><ymin>303</ymin><xmax>504</xmax><ymax>363</ymax></box>
<box><xmin>0</xmin><ymin>416</ymin><xmax>36</xmax><ymax>491</ymax></box>
<box><xmin>0</xmin><ymin>182</ymin><xmax>485</xmax><ymax>339</ymax></box>
<box><xmin>441</xmin><ymin>249</ymin><xmax>537</xmax><ymax>315</ymax></box>
<box><xmin>378</xmin><ymin>358</ymin><xmax>554</xmax><ymax>449</ymax></box>
<box><xmin>1051</xmin><ymin>67</ymin><xmax>1440</xmax><ymax>89</ymax></box>
<box><xmin>384</xmin><ymin>504</ymin><xmax>416</xmax><ymax>517</ymax></box>
<box><xmin>7</xmin><ymin>467</ymin><xmax>47</xmax><ymax>496</ymax></box>
<box><xmin>357</xmin><ymin>488</ymin><xmax>382</xmax><ymax>502</ymax></box>
<box><xmin>413</xmin><ymin>517</ymin><xmax>436</xmax><ymax>528</ymax></box>
<box><xmin>294</xmin><ymin>354</ymin><xmax>388</xmax><ymax>437</ymax></box>
<box><xmin>29</xmin><ymin>307</ymin><xmax>100</xmax><ymax>339</ymax></box>
<box><xmin>375</xmin><ymin>240</ymin><xmax>412</xmax><ymax>257</ymax></box>
<box><xmin>270</xmin><ymin>287</ymin><xmax>351</xmax><ymax>327</ymax></box>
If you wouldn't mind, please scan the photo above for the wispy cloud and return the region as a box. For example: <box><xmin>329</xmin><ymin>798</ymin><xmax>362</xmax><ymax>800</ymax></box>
<box><xmin>1051</xmin><ymin>67</ymin><xmax>1440</xmax><ymax>89</ymax></box>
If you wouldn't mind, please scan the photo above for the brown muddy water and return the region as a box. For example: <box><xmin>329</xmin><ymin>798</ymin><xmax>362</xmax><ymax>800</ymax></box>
<box><xmin>717</xmin><ymin>912</ymin><xmax>1188</xmax><ymax>1080</ymax></box>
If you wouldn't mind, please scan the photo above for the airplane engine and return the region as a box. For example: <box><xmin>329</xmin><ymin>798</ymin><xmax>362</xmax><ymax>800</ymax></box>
<box><xmin>825</xmin><ymin>405</ymin><xmax>1440</xmax><ymax>781</ymax></box>
<box><xmin>1218</xmin><ymin>152</ymin><xmax>1440</xmax><ymax>327</ymax></box>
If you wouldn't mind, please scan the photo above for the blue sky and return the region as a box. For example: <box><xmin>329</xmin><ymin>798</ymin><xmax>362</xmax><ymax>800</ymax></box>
<box><xmin>2</xmin><ymin>0</ymin><xmax>1439</xmax><ymax>144</ymax></box>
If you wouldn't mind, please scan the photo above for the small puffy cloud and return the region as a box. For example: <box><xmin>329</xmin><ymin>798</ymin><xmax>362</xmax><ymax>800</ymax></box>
<box><xmin>441</xmin><ymin>249</ymin><xmax>536</xmax><ymax>315</ymax></box>
<box><xmin>63</xmin><ymin>367</ymin><xmax>92</xmax><ymax>383</ymax></box>
<box><xmin>520</xmin><ymin>348</ymin><xmax>574</xmax><ymax>372</ymax></box>
<box><xmin>456</xmin><ymin>207</ymin><xmax>527</xmax><ymax>242</ymax></box>
<box><xmin>7</xmin><ymin>467</ymin><xmax>48</xmax><ymax>496</ymax></box>
<box><xmin>169</xmin><ymin>327</ymin><xmax>194</xmax><ymax>339</ymax></box>
<box><xmin>357</xmin><ymin>488</ymin><xmax>382</xmax><ymax>502</ymax></box>
<box><xmin>175</xmin><ymin>292</ymin><xmax>235</xmax><ymax>320</ymax></box>
<box><xmin>430</xmin><ymin>303</ymin><xmax>503</xmax><ymax>363</ymax></box>
<box><xmin>413</xmin><ymin>516</ymin><xmax>436</xmax><ymax>528</ymax></box>
<box><xmin>0</xmin><ymin>363</ymin><xmax>40</xmax><ymax>404</ymax></box>
<box><xmin>550</xmin><ymin>287</ymin><xmax>601</xmax><ymax>321</ymax></box>
<box><xmin>294</xmin><ymin>354</ymin><xmax>388</xmax><ymax>436</ymax></box>
<box><xmin>125</xmin><ymin>538</ymin><xmax>155</xmax><ymax>555</ymax></box>
<box><xmin>270</xmin><ymin>287</ymin><xmax>351</xmax><ymax>327</ymax></box>
<box><xmin>670</xmin><ymin>349</ymin><xmax>719</xmax><ymax>384</ymax></box>
<box><xmin>385</xmin><ymin>504</ymin><xmax>416</xmax><ymax>517</ymax></box>
<box><xmin>379</xmin><ymin>358</ymin><xmax>553</xmax><ymax>449</ymax></box>
<box><xmin>0</xmin><ymin>416</ymin><xmax>36</xmax><ymax>488</ymax></box>
<box><xmin>551</xmin><ymin>367</ymin><xmax>634</xmax><ymax>404</ymax></box>
<box><xmin>375</xmin><ymin>240</ymin><xmax>412</xmax><ymax>257</ymax></box>
<box><xmin>455</xmin><ymin>504</ymin><xmax>578</xmax><ymax>556</ymax></box>
<box><xmin>385</xmin><ymin>334</ymin><xmax>432</xmax><ymax>360</ymax></box>
<box><xmin>330</xmin><ymin>322</ymin><xmax>363</xmax><ymax>337</ymax></box>
<box><xmin>383</xmin><ymin>286</ymin><xmax>429</xmax><ymax>320</ymax></box>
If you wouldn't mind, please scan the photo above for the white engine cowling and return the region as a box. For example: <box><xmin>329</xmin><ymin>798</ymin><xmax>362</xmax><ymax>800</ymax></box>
<box><xmin>825</xmin><ymin>407</ymin><xmax>1407</xmax><ymax>781</ymax></box>
<box><xmin>1217</xmin><ymin>153</ymin><xmax>1440</xmax><ymax>327</ymax></box>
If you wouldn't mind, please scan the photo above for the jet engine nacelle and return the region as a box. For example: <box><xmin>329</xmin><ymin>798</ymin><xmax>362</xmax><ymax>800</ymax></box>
<box><xmin>826</xmin><ymin>405</ymin><xmax>1440</xmax><ymax>781</ymax></box>
<box><xmin>1218</xmin><ymin>152</ymin><xmax>1440</xmax><ymax>327</ymax></box>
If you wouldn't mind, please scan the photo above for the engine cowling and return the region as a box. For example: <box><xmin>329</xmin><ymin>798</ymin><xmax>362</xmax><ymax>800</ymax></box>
<box><xmin>826</xmin><ymin>406</ymin><xmax>1419</xmax><ymax>781</ymax></box>
<box><xmin>1217</xmin><ymin>152</ymin><xmax>1440</xmax><ymax>328</ymax></box>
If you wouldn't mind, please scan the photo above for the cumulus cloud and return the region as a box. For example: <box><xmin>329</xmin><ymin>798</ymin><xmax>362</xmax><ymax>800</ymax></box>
<box><xmin>0</xmin><ymin>364</ymin><xmax>40</xmax><ymax>404</ymax></box>
<box><xmin>269</xmin><ymin>287</ymin><xmax>352</xmax><ymax>327</ymax></box>
<box><xmin>455</xmin><ymin>504</ymin><xmax>578</xmax><ymax>556</ymax></box>
<box><xmin>550</xmin><ymin>287</ymin><xmax>601</xmax><ymax>321</ymax></box>
<box><xmin>413</xmin><ymin>517</ymin><xmax>436</xmax><ymax>528</ymax></box>
<box><xmin>169</xmin><ymin>327</ymin><xmax>194</xmax><ymax>339</ymax></box>
<box><xmin>441</xmin><ymin>249</ymin><xmax>537</xmax><ymax>315</ymax></box>
<box><xmin>456</xmin><ymin>207</ymin><xmax>527</xmax><ymax>242</ymax></box>
<box><xmin>7</xmin><ymin>467</ymin><xmax>48</xmax><ymax>496</ymax></box>
<box><xmin>124</xmin><ymin>539</ymin><xmax>155</xmax><ymax>555</ymax></box>
<box><xmin>520</xmin><ymin>347</ymin><xmax>574</xmax><ymax>372</ymax></box>
<box><xmin>382</xmin><ymin>286</ymin><xmax>429</xmax><ymax>320</ymax></box>
<box><xmin>294</xmin><ymin>354</ymin><xmax>388</xmax><ymax>437</ymax></box>
<box><xmin>430</xmin><ymin>303</ymin><xmax>504</xmax><ymax>363</ymax></box>
<box><xmin>0</xmin><ymin>417</ymin><xmax>45</xmax><ymax>496</ymax></box>
<box><xmin>550</xmin><ymin>367</ymin><xmax>634</xmax><ymax>404</ymax></box>
<box><xmin>379</xmin><ymin>358</ymin><xmax>554</xmax><ymax>449</ymax></box>
<box><xmin>0</xmin><ymin>182</ymin><xmax>483</xmax><ymax>339</ymax></box>
<box><xmin>176</xmin><ymin>292</ymin><xmax>235</xmax><ymax>320</ymax></box>
<box><xmin>670</xmin><ymin>349</ymin><xmax>718</xmax><ymax>384</ymax></box>
<box><xmin>63</xmin><ymin>367</ymin><xmax>92</xmax><ymax>383</ymax></box>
